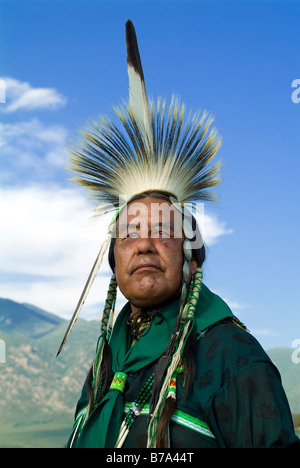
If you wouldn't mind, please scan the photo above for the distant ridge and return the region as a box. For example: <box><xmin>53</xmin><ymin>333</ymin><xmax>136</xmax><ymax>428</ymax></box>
<box><xmin>0</xmin><ymin>298</ymin><xmax>64</xmax><ymax>338</ymax></box>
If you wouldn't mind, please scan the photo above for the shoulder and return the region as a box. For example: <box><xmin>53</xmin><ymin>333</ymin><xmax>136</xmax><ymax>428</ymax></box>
<box><xmin>193</xmin><ymin>320</ymin><xmax>281</xmax><ymax>402</ymax></box>
<box><xmin>197</xmin><ymin>319</ymin><xmax>274</xmax><ymax>371</ymax></box>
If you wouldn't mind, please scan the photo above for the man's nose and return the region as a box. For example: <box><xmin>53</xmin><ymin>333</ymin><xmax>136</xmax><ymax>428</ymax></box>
<box><xmin>134</xmin><ymin>235</ymin><xmax>157</xmax><ymax>255</ymax></box>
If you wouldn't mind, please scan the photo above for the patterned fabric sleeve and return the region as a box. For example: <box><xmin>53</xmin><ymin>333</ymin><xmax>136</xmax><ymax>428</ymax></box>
<box><xmin>198</xmin><ymin>323</ymin><xmax>300</xmax><ymax>448</ymax></box>
<box><xmin>207</xmin><ymin>361</ymin><xmax>299</xmax><ymax>447</ymax></box>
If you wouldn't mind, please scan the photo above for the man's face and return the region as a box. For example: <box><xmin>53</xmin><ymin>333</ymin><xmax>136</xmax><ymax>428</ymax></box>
<box><xmin>114</xmin><ymin>196</ymin><xmax>196</xmax><ymax>310</ymax></box>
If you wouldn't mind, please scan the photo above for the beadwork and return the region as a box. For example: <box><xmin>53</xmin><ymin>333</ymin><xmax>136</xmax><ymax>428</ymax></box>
<box><xmin>114</xmin><ymin>374</ymin><xmax>154</xmax><ymax>447</ymax></box>
<box><xmin>110</xmin><ymin>372</ymin><xmax>128</xmax><ymax>393</ymax></box>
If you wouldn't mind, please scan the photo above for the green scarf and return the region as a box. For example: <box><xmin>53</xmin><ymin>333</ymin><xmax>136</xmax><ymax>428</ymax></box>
<box><xmin>75</xmin><ymin>283</ymin><xmax>233</xmax><ymax>448</ymax></box>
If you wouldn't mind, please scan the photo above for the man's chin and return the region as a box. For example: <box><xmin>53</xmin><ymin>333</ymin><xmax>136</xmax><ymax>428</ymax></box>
<box><xmin>120</xmin><ymin>277</ymin><xmax>182</xmax><ymax>310</ymax></box>
<box><xmin>128</xmin><ymin>289</ymin><xmax>178</xmax><ymax>310</ymax></box>
<box><xmin>127</xmin><ymin>289</ymin><xmax>168</xmax><ymax>310</ymax></box>
<box><xmin>129</xmin><ymin>294</ymin><xmax>163</xmax><ymax>309</ymax></box>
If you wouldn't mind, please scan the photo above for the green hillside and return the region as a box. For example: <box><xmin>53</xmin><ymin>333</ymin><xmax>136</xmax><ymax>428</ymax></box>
<box><xmin>0</xmin><ymin>298</ymin><xmax>299</xmax><ymax>447</ymax></box>
<box><xmin>0</xmin><ymin>298</ymin><xmax>63</xmax><ymax>337</ymax></box>
<box><xmin>0</xmin><ymin>298</ymin><xmax>99</xmax><ymax>448</ymax></box>
<box><xmin>267</xmin><ymin>348</ymin><xmax>300</xmax><ymax>415</ymax></box>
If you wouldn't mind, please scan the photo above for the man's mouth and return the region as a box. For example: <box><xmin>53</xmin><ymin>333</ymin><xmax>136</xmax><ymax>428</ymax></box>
<box><xmin>133</xmin><ymin>263</ymin><xmax>161</xmax><ymax>273</ymax></box>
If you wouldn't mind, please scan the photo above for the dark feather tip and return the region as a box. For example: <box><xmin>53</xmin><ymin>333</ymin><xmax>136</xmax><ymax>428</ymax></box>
<box><xmin>125</xmin><ymin>19</ymin><xmax>145</xmax><ymax>80</ymax></box>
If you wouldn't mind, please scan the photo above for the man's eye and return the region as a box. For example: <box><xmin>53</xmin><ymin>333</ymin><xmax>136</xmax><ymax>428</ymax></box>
<box><xmin>118</xmin><ymin>228</ymin><xmax>140</xmax><ymax>240</ymax></box>
<box><xmin>129</xmin><ymin>231</ymin><xmax>140</xmax><ymax>238</ymax></box>
<box><xmin>151</xmin><ymin>230</ymin><xmax>166</xmax><ymax>239</ymax></box>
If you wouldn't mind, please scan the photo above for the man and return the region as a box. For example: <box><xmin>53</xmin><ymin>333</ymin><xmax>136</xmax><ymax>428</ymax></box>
<box><xmin>58</xmin><ymin>21</ymin><xmax>300</xmax><ymax>448</ymax></box>
<box><xmin>64</xmin><ymin>194</ymin><xmax>299</xmax><ymax>448</ymax></box>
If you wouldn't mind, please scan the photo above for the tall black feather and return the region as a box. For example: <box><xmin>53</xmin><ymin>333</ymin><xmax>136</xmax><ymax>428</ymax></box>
<box><xmin>126</xmin><ymin>20</ymin><xmax>145</xmax><ymax>82</ymax></box>
<box><xmin>125</xmin><ymin>20</ymin><xmax>153</xmax><ymax>150</ymax></box>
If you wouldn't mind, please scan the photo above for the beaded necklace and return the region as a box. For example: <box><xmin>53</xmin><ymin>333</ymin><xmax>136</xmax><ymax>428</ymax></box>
<box><xmin>127</xmin><ymin>309</ymin><xmax>162</xmax><ymax>347</ymax></box>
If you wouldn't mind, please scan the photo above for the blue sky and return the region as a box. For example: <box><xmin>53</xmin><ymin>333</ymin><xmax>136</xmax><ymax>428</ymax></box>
<box><xmin>0</xmin><ymin>0</ymin><xmax>299</xmax><ymax>350</ymax></box>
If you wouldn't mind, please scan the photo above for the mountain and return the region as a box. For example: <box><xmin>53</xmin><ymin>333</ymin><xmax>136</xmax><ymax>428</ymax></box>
<box><xmin>0</xmin><ymin>298</ymin><xmax>63</xmax><ymax>337</ymax></box>
<box><xmin>0</xmin><ymin>298</ymin><xmax>299</xmax><ymax>447</ymax></box>
<box><xmin>0</xmin><ymin>298</ymin><xmax>100</xmax><ymax>448</ymax></box>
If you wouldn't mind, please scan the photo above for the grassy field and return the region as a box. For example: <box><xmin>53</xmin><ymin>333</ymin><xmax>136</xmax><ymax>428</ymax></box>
<box><xmin>0</xmin><ymin>422</ymin><xmax>71</xmax><ymax>448</ymax></box>
<box><xmin>1</xmin><ymin>420</ymin><xmax>298</xmax><ymax>448</ymax></box>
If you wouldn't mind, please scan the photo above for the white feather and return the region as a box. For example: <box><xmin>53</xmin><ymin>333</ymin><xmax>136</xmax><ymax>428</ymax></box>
<box><xmin>127</xmin><ymin>65</ymin><xmax>153</xmax><ymax>152</ymax></box>
<box><xmin>56</xmin><ymin>230</ymin><xmax>112</xmax><ymax>356</ymax></box>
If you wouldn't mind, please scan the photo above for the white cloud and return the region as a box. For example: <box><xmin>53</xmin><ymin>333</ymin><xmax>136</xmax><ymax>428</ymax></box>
<box><xmin>0</xmin><ymin>118</ymin><xmax>67</xmax><ymax>149</ymax></box>
<box><xmin>1</xmin><ymin>77</ymin><xmax>67</xmax><ymax>113</ymax></box>
<box><xmin>0</xmin><ymin>185</ymin><xmax>110</xmax><ymax>275</ymax></box>
<box><xmin>251</xmin><ymin>329</ymin><xmax>279</xmax><ymax>338</ymax></box>
<box><xmin>198</xmin><ymin>212</ymin><xmax>233</xmax><ymax>245</ymax></box>
<box><xmin>223</xmin><ymin>299</ymin><xmax>243</xmax><ymax>312</ymax></box>
<box><xmin>0</xmin><ymin>185</ymin><xmax>113</xmax><ymax>317</ymax></box>
<box><xmin>0</xmin><ymin>118</ymin><xmax>68</xmax><ymax>184</ymax></box>
<box><xmin>0</xmin><ymin>186</ymin><xmax>233</xmax><ymax>319</ymax></box>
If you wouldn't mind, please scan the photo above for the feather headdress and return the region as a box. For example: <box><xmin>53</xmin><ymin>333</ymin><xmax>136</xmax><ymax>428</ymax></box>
<box><xmin>56</xmin><ymin>20</ymin><xmax>222</xmax><ymax>356</ymax></box>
